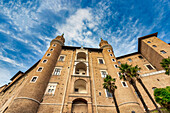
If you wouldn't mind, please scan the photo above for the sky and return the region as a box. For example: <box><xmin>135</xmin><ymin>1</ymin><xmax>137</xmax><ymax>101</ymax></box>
<box><xmin>0</xmin><ymin>0</ymin><xmax>169</xmax><ymax>86</ymax></box>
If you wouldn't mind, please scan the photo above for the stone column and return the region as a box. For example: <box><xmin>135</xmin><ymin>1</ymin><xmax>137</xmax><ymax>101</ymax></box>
<box><xmin>6</xmin><ymin>35</ymin><xmax>65</xmax><ymax>113</ymax></box>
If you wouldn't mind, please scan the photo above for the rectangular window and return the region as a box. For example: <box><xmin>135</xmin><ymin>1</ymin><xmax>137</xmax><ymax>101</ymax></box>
<box><xmin>105</xmin><ymin>89</ymin><xmax>113</xmax><ymax>97</ymax></box>
<box><xmin>74</xmin><ymin>88</ymin><xmax>79</xmax><ymax>92</ymax></box>
<box><xmin>108</xmin><ymin>50</ymin><xmax>111</xmax><ymax>52</ymax></box>
<box><xmin>45</xmin><ymin>83</ymin><xmax>57</xmax><ymax>95</ymax></box>
<box><xmin>50</xmin><ymin>48</ymin><xmax>54</xmax><ymax>51</ymax></box>
<box><xmin>100</xmin><ymin>70</ymin><xmax>107</xmax><ymax>78</ymax></box>
<box><xmin>98</xmin><ymin>58</ymin><xmax>104</xmax><ymax>64</ymax></box>
<box><xmin>52</xmin><ymin>44</ymin><xmax>56</xmax><ymax>47</ymax></box>
<box><xmin>145</xmin><ymin>64</ymin><xmax>154</xmax><ymax>70</ymax></box>
<box><xmin>53</xmin><ymin>68</ymin><xmax>62</xmax><ymax>75</ymax></box>
<box><xmin>30</xmin><ymin>76</ymin><xmax>38</xmax><ymax>83</ymax></box>
<box><xmin>117</xmin><ymin>72</ymin><xmax>121</xmax><ymax>77</ymax></box>
<box><xmin>110</xmin><ymin>54</ymin><xmax>113</xmax><ymax>56</ymax></box>
<box><xmin>59</xmin><ymin>55</ymin><xmax>65</xmax><ymax>61</ymax></box>
<box><xmin>121</xmin><ymin>81</ymin><xmax>128</xmax><ymax>87</ymax></box>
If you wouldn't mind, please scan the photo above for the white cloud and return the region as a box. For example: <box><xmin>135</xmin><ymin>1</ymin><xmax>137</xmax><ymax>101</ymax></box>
<box><xmin>0</xmin><ymin>68</ymin><xmax>11</xmax><ymax>86</ymax></box>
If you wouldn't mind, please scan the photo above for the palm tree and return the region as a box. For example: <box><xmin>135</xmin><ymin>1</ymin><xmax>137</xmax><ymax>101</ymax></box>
<box><xmin>119</xmin><ymin>63</ymin><xmax>150</xmax><ymax>113</ymax></box>
<box><xmin>160</xmin><ymin>57</ymin><xmax>170</xmax><ymax>75</ymax></box>
<box><xmin>103</xmin><ymin>75</ymin><xmax>120</xmax><ymax>113</ymax></box>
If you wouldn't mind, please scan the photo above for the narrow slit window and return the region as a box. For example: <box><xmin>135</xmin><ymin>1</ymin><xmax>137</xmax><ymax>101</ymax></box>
<box><xmin>42</xmin><ymin>59</ymin><xmax>47</xmax><ymax>63</ymax></box>
<box><xmin>37</xmin><ymin>67</ymin><xmax>43</xmax><ymax>72</ymax></box>
<box><xmin>121</xmin><ymin>81</ymin><xmax>128</xmax><ymax>87</ymax></box>
<box><xmin>30</xmin><ymin>76</ymin><xmax>38</xmax><ymax>83</ymax></box>
<box><xmin>147</xmin><ymin>41</ymin><xmax>151</xmax><ymax>43</ymax></box>
<box><xmin>160</xmin><ymin>50</ymin><xmax>166</xmax><ymax>54</ymax></box>
<box><xmin>152</xmin><ymin>45</ymin><xmax>157</xmax><ymax>47</ymax></box>
<box><xmin>114</xmin><ymin>65</ymin><xmax>118</xmax><ymax>68</ymax></box>
<box><xmin>138</xmin><ymin>56</ymin><xmax>143</xmax><ymax>59</ymax></box>
<box><xmin>50</xmin><ymin>48</ymin><xmax>54</xmax><ymax>51</ymax></box>
<box><xmin>46</xmin><ymin>53</ymin><xmax>51</xmax><ymax>57</ymax></box>
<box><xmin>112</xmin><ymin>59</ymin><xmax>115</xmax><ymax>62</ymax></box>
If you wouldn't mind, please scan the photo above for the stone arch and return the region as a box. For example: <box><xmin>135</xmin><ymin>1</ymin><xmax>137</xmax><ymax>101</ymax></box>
<box><xmin>75</xmin><ymin>62</ymin><xmax>87</xmax><ymax>75</ymax></box>
<box><xmin>74</xmin><ymin>79</ymin><xmax>87</xmax><ymax>93</ymax></box>
<box><xmin>77</xmin><ymin>52</ymin><xmax>86</xmax><ymax>61</ymax></box>
<box><xmin>71</xmin><ymin>98</ymin><xmax>88</xmax><ymax>113</ymax></box>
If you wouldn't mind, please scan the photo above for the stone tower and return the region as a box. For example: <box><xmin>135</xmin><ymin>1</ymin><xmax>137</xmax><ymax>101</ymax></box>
<box><xmin>99</xmin><ymin>38</ymin><xmax>143</xmax><ymax>113</ymax></box>
<box><xmin>6</xmin><ymin>35</ymin><xmax>65</xmax><ymax>113</ymax></box>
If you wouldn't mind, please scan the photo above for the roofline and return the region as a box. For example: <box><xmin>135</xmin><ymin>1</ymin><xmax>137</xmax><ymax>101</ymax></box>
<box><xmin>138</xmin><ymin>32</ymin><xmax>158</xmax><ymax>53</ymax></box>
<box><xmin>116</xmin><ymin>52</ymin><xmax>139</xmax><ymax>59</ymax></box>
<box><xmin>2</xmin><ymin>60</ymin><xmax>40</xmax><ymax>92</ymax></box>
<box><xmin>10</xmin><ymin>71</ymin><xmax>24</xmax><ymax>81</ymax></box>
<box><xmin>62</xmin><ymin>46</ymin><xmax>103</xmax><ymax>52</ymax></box>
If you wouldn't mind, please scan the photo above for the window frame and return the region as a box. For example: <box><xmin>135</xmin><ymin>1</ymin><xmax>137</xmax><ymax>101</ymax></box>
<box><xmin>46</xmin><ymin>53</ymin><xmax>51</xmax><ymax>57</ymax></box>
<box><xmin>100</xmin><ymin>70</ymin><xmax>108</xmax><ymax>78</ymax></box>
<box><xmin>98</xmin><ymin>58</ymin><xmax>105</xmax><ymax>64</ymax></box>
<box><xmin>128</xmin><ymin>58</ymin><xmax>132</xmax><ymax>62</ymax></box>
<box><xmin>30</xmin><ymin>76</ymin><xmax>38</xmax><ymax>83</ymax></box>
<box><xmin>105</xmin><ymin>89</ymin><xmax>113</xmax><ymax>98</ymax></box>
<box><xmin>50</xmin><ymin>48</ymin><xmax>54</xmax><ymax>51</ymax></box>
<box><xmin>42</xmin><ymin>59</ymin><xmax>48</xmax><ymax>63</ymax></box>
<box><xmin>114</xmin><ymin>64</ymin><xmax>118</xmax><ymax>68</ymax></box>
<box><xmin>58</xmin><ymin>55</ymin><xmax>65</xmax><ymax>61</ymax></box>
<box><xmin>45</xmin><ymin>83</ymin><xmax>58</xmax><ymax>95</ymax></box>
<box><xmin>108</xmin><ymin>49</ymin><xmax>111</xmax><ymax>52</ymax></box>
<box><xmin>121</xmin><ymin>81</ymin><xmax>128</xmax><ymax>87</ymax></box>
<box><xmin>53</xmin><ymin>67</ymin><xmax>62</xmax><ymax>75</ymax></box>
<box><xmin>52</xmin><ymin>44</ymin><xmax>56</xmax><ymax>47</ymax></box>
<box><xmin>160</xmin><ymin>50</ymin><xmax>166</xmax><ymax>54</ymax></box>
<box><xmin>37</xmin><ymin>67</ymin><xmax>43</xmax><ymax>72</ymax></box>
<box><xmin>144</xmin><ymin>64</ymin><xmax>155</xmax><ymax>70</ymax></box>
<box><xmin>112</xmin><ymin>59</ymin><xmax>116</xmax><ymax>62</ymax></box>
<box><xmin>110</xmin><ymin>54</ymin><xmax>113</xmax><ymax>57</ymax></box>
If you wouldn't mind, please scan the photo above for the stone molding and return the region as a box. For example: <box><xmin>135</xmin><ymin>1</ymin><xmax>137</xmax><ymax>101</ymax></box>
<box><xmin>14</xmin><ymin>97</ymin><xmax>41</xmax><ymax>104</ymax></box>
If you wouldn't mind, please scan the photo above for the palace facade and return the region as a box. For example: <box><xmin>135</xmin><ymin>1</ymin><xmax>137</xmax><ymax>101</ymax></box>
<box><xmin>0</xmin><ymin>32</ymin><xmax>170</xmax><ymax>113</ymax></box>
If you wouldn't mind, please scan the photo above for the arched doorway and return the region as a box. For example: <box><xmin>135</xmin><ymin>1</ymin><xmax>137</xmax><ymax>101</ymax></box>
<box><xmin>71</xmin><ymin>98</ymin><xmax>88</xmax><ymax>113</ymax></box>
<box><xmin>74</xmin><ymin>79</ymin><xmax>87</xmax><ymax>93</ymax></box>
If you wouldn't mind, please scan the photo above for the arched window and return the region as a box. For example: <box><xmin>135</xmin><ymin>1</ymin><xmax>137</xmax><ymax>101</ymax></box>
<box><xmin>71</xmin><ymin>98</ymin><xmax>88</xmax><ymax>113</ymax></box>
<box><xmin>74</xmin><ymin>79</ymin><xmax>87</xmax><ymax>93</ymax></box>
<box><xmin>77</xmin><ymin>52</ymin><xmax>86</xmax><ymax>61</ymax></box>
<box><xmin>75</xmin><ymin>62</ymin><xmax>87</xmax><ymax>75</ymax></box>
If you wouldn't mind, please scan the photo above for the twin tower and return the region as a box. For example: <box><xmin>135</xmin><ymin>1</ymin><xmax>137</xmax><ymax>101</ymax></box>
<box><xmin>5</xmin><ymin>35</ymin><xmax>146</xmax><ymax>113</ymax></box>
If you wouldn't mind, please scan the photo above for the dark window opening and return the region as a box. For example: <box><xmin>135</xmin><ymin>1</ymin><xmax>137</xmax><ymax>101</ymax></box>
<box><xmin>74</xmin><ymin>88</ymin><xmax>78</xmax><ymax>92</ymax></box>
<box><xmin>59</xmin><ymin>56</ymin><xmax>64</xmax><ymax>61</ymax></box>
<box><xmin>146</xmin><ymin>65</ymin><xmax>154</xmax><ymax>70</ymax></box>
<box><xmin>128</xmin><ymin>58</ymin><xmax>132</xmax><ymax>62</ymax></box>
<box><xmin>99</xmin><ymin>92</ymin><xmax>101</xmax><ymax>96</ymax></box>
<box><xmin>122</xmin><ymin>82</ymin><xmax>127</xmax><ymax>87</ymax></box>
<box><xmin>99</xmin><ymin>59</ymin><xmax>104</xmax><ymax>64</ymax></box>
<box><xmin>112</xmin><ymin>59</ymin><xmax>115</xmax><ymax>62</ymax></box>
<box><xmin>160</xmin><ymin>50</ymin><xmax>166</xmax><ymax>54</ymax></box>
<box><xmin>138</xmin><ymin>56</ymin><xmax>143</xmax><ymax>59</ymax></box>
<box><xmin>47</xmin><ymin>53</ymin><xmax>50</xmax><ymax>56</ymax></box>
<box><xmin>38</xmin><ymin>67</ymin><xmax>43</xmax><ymax>72</ymax></box>
<box><xmin>152</xmin><ymin>45</ymin><xmax>157</xmax><ymax>47</ymax></box>
<box><xmin>118</xmin><ymin>61</ymin><xmax>121</xmax><ymax>65</ymax></box>
<box><xmin>31</xmin><ymin>77</ymin><xmax>37</xmax><ymax>82</ymax></box>
<box><xmin>147</xmin><ymin>41</ymin><xmax>151</xmax><ymax>43</ymax></box>
<box><xmin>43</xmin><ymin>60</ymin><xmax>47</xmax><ymax>63</ymax></box>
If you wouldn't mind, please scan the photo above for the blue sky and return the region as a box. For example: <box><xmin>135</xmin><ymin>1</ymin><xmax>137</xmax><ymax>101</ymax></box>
<box><xmin>0</xmin><ymin>0</ymin><xmax>169</xmax><ymax>86</ymax></box>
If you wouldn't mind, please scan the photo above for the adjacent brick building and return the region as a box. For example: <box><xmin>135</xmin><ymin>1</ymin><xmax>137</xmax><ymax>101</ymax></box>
<box><xmin>0</xmin><ymin>32</ymin><xmax>169</xmax><ymax>113</ymax></box>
